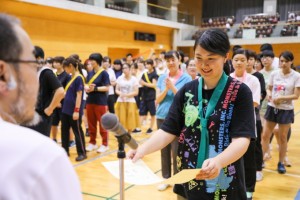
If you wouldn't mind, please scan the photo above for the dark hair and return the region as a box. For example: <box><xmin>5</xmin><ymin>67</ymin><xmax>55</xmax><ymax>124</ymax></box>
<box><xmin>232</xmin><ymin>45</ymin><xmax>242</xmax><ymax>52</ymax></box>
<box><xmin>279</xmin><ymin>51</ymin><xmax>294</xmax><ymax>62</ymax></box>
<box><xmin>69</xmin><ymin>53</ymin><xmax>79</xmax><ymax>60</ymax></box>
<box><xmin>34</xmin><ymin>46</ymin><xmax>45</xmax><ymax>59</ymax></box>
<box><xmin>136</xmin><ymin>58</ymin><xmax>145</xmax><ymax>64</ymax></box>
<box><xmin>256</xmin><ymin>54</ymin><xmax>264</xmax><ymax>69</ymax></box>
<box><xmin>0</xmin><ymin>14</ymin><xmax>22</xmax><ymax>62</ymax></box>
<box><xmin>261</xmin><ymin>50</ymin><xmax>274</xmax><ymax>58</ymax></box>
<box><xmin>145</xmin><ymin>59</ymin><xmax>154</xmax><ymax>65</ymax></box>
<box><xmin>223</xmin><ymin>60</ymin><xmax>231</xmax><ymax>75</ymax></box>
<box><xmin>160</xmin><ymin>51</ymin><xmax>166</xmax><ymax>55</ymax></box>
<box><xmin>89</xmin><ymin>53</ymin><xmax>103</xmax><ymax>66</ymax></box>
<box><xmin>194</xmin><ymin>28</ymin><xmax>230</xmax><ymax>57</ymax></box>
<box><xmin>165</xmin><ymin>50</ymin><xmax>180</xmax><ymax>60</ymax></box>
<box><xmin>186</xmin><ymin>59</ymin><xmax>195</xmax><ymax>68</ymax></box>
<box><xmin>62</xmin><ymin>57</ymin><xmax>85</xmax><ymax>81</ymax></box>
<box><xmin>103</xmin><ymin>56</ymin><xmax>111</xmax><ymax>64</ymax></box>
<box><xmin>247</xmin><ymin>50</ymin><xmax>256</xmax><ymax>59</ymax></box>
<box><xmin>232</xmin><ymin>48</ymin><xmax>249</xmax><ymax>60</ymax></box>
<box><xmin>178</xmin><ymin>50</ymin><xmax>185</xmax><ymax>62</ymax></box>
<box><xmin>260</xmin><ymin>43</ymin><xmax>273</xmax><ymax>52</ymax></box>
<box><xmin>126</xmin><ymin>53</ymin><xmax>133</xmax><ymax>57</ymax></box>
<box><xmin>113</xmin><ymin>59</ymin><xmax>122</xmax><ymax>65</ymax></box>
<box><xmin>46</xmin><ymin>57</ymin><xmax>53</xmax><ymax>64</ymax></box>
<box><xmin>53</xmin><ymin>56</ymin><xmax>65</xmax><ymax>64</ymax></box>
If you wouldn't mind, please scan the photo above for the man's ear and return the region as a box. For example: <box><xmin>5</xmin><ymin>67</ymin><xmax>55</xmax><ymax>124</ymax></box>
<box><xmin>0</xmin><ymin>61</ymin><xmax>10</xmax><ymax>95</ymax></box>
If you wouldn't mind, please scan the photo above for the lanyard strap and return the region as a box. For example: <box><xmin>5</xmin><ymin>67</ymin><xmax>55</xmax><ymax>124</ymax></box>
<box><xmin>88</xmin><ymin>68</ymin><xmax>104</xmax><ymax>85</ymax></box>
<box><xmin>144</xmin><ymin>72</ymin><xmax>151</xmax><ymax>83</ymax></box>
<box><xmin>196</xmin><ymin>72</ymin><xmax>228</xmax><ymax>168</ymax></box>
<box><xmin>65</xmin><ymin>74</ymin><xmax>84</xmax><ymax>92</ymax></box>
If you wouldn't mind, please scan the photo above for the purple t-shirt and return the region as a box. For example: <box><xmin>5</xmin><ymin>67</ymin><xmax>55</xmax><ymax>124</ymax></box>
<box><xmin>62</xmin><ymin>76</ymin><xmax>84</xmax><ymax>116</ymax></box>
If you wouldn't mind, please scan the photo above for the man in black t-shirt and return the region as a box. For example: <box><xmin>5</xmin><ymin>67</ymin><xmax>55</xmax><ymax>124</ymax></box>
<box><xmin>25</xmin><ymin>46</ymin><xmax>64</xmax><ymax>137</ymax></box>
<box><xmin>139</xmin><ymin>59</ymin><xmax>158</xmax><ymax>133</ymax></box>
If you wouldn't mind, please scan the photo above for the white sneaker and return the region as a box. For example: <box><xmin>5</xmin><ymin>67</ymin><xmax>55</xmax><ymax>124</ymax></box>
<box><xmin>86</xmin><ymin>143</ymin><xmax>98</xmax><ymax>152</ymax></box>
<box><xmin>157</xmin><ymin>183</ymin><xmax>170</xmax><ymax>191</ymax></box>
<box><xmin>97</xmin><ymin>145</ymin><xmax>109</xmax><ymax>153</ymax></box>
<box><xmin>256</xmin><ymin>171</ymin><xmax>263</xmax><ymax>182</ymax></box>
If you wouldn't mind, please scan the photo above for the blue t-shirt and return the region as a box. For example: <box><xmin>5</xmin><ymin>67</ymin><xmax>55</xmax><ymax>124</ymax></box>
<box><xmin>62</xmin><ymin>76</ymin><xmax>84</xmax><ymax>116</ymax></box>
<box><xmin>156</xmin><ymin>72</ymin><xmax>192</xmax><ymax>119</ymax></box>
<box><xmin>86</xmin><ymin>69</ymin><xmax>110</xmax><ymax>105</ymax></box>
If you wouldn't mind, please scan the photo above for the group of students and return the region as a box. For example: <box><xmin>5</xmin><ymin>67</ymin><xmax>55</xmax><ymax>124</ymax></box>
<box><xmin>34</xmin><ymin>35</ymin><xmax>299</xmax><ymax>200</ymax></box>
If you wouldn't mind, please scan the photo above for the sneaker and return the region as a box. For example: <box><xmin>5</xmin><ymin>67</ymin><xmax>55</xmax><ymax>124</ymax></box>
<box><xmin>284</xmin><ymin>156</ymin><xmax>292</xmax><ymax>167</ymax></box>
<box><xmin>246</xmin><ymin>192</ymin><xmax>253</xmax><ymax>200</ymax></box>
<box><xmin>75</xmin><ymin>154</ymin><xmax>87</xmax><ymax>162</ymax></box>
<box><xmin>85</xmin><ymin>128</ymin><xmax>89</xmax><ymax>137</ymax></box>
<box><xmin>256</xmin><ymin>171</ymin><xmax>263</xmax><ymax>182</ymax></box>
<box><xmin>53</xmin><ymin>139</ymin><xmax>57</xmax><ymax>143</ymax></box>
<box><xmin>146</xmin><ymin>128</ymin><xmax>153</xmax><ymax>134</ymax></box>
<box><xmin>86</xmin><ymin>143</ymin><xmax>98</xmax><ymax>152</ymax></box>
<box><xmin>97</xmin><ymin>145</ymin><xmax>109</xmax><ymax>153</ymax></box>
<box><xmin>277</xmin><ymin>162</ymin><xmax>286</xmax><ymax>174</ymax></box>
<box><xmin>69</xmin><ymin>140</ymin><xmax>76</xmax><ymax>148</ymax></box>
<box><xmin>157</xmin><ymin>183</ymin><xmax>170</xmax><ymax>191</ymax></box>
<box><xmin>132</xmin><ymin>128</ymin><xmax>141</xmax><ymax>133</ymax></box>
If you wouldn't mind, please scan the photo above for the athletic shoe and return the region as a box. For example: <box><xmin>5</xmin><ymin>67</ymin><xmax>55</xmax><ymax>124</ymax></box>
<box><xmin>86</xmin><ymin>143</ymin><xmax>98</xmax><ymax>152</ymax></box>
<box><xmin>146</xmin><ymin>128</ymin><xmax>153</xmax><ymax>134</ymax></box>
<box><xmin>246</xmin><ymin>192</ymin><xmax>253</xmax><ymax>200</ymax></box>
<box><xmin>157</xmin><ymin>183</ymin><xmax>170</xmax><ymax>191</ymax></box>
<box><xmin>69</xmin><ymin>140</ymin><xmax>76</xmax><ymax>147</ymax></box>
<box><xmin>75</xmin><ymin>154</ymin><xmax>87</xmax><ymax>162</ymax></box>
<box><xmin>256</xmin><ymin>171</ymin><xmax>263</xmax><ymax>181</ymax></box>
<box><xmin>132</xmin><ymin>128</ymin><xmax>141</xmax><ymax>133</ymax></box>
<box><xmin>277</xmin><ymin>162</ymin><xmax>286</xmax><ymax>174</ymax></box>
<box><xmin>97</xmin><ymin>145</ymin><xmax>109</xmax><ymax>153</ymax></box>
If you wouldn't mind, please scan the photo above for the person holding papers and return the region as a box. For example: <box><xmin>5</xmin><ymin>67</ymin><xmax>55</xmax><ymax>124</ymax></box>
<box><xmin>128</xmin><ymin>29</ymin><xmax>255</xmax><ymax>200</ymax></box>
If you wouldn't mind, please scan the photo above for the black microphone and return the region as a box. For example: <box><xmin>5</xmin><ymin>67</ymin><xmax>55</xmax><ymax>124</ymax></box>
<box><xmin>101</xmin><ymin>113</ymin><xmax>138</xmax><ymax>149</ymax></box>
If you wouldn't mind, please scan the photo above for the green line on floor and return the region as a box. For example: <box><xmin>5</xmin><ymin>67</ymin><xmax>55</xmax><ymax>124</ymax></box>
<box><xmin>82</xmin><ymin>192</ymin><xmax>108</xmax><ymax>199</ymax></box>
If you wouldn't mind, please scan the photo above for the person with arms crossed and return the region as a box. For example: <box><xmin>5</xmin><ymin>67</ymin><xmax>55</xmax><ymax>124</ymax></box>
<box><xmin>128</xmin><ymin>29</ymin><xmax>255</xmax><ymax>200</ymax></box>
<box><xmin>0</xmin><ymin>13</ymin><xmax>82</xmax><ymax>200</ymax></box>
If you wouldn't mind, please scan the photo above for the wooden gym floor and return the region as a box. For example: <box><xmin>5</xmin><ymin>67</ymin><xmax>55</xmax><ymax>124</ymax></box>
<box><xmin>65</xmin><ymin>99</ymin><xmax>300</xmax><ymax>200</ymax></box>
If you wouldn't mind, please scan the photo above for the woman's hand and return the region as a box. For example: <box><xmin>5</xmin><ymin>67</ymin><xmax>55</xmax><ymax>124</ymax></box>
<box><xmin>73</xmin><ymin>112</ymin><xmax>79</xmax><ymax>120</ymax></box>
<box><xmin>273</xmin><ymin>96</ymin><xmax>282</xmax><ymax>106</ymax></box>
<box><xmin>195</xmin><ymin>158</ymin><xmax>222</xmax><ymax>180</ymax></box>
<box><xmin>126</xmin><ymin>149</ymin><xmax>144</xmax><ymax>163</ymax></box>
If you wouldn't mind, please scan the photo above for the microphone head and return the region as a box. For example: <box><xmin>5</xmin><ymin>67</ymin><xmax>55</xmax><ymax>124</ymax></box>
<box><xmin>101</xmin><ymin>113</ymin><xmax>118</xmax><ymax>130</ymax></box>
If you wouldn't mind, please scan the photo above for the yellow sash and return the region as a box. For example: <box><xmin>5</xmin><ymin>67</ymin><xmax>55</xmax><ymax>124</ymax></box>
<box><xmin>65</xmin><ymin>74</ymin><xmax>85</xmax><ymax>92</ymax></box>
<box><xmin>144</xmin><ymin>72</ymin><xmax>156</xmax><ymax>90</ymax></box>
<box><xmin>144</xmin><ymin>72</ymin><xmax>151</xmax><ymax>83</ymax></box>
<box><xmin>88</xmin><ymin>68</ymin><xmax>104</xmax><ymax>85</ymax></box>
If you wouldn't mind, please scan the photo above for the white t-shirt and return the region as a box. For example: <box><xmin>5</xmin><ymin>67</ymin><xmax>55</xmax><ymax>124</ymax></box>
<box><xmin>106</xmin><ymin>68</ymin><xmax>117</xmax><ymax>95</ymax></box>
<box><xmin>230</xmin><ymin>73</ymin><xmax>261</xmax><ymax>105</ymax></box>
<box><xmin>116</xmin><ymin>75</ymin><xmax>138</xmax><ymax>103</ymax></box>
<box><xmin>0</xmin><ymin>118</ymin><xmax>82</xmax><ymax>200</ymax></box>
<box><xmin>268</xmin><ymin>70</ymin><xmax>300</xmax><ymax>110</ymax></box>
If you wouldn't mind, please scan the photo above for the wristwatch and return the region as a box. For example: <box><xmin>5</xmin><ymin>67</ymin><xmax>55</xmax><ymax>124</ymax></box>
<box><xmin>94</xmin><ymin>86</ymin><xmax>97</xmax><ymax>92</ymax></box>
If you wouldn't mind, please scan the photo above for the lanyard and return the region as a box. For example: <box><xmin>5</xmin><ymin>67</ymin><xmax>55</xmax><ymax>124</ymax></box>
<box><xmin>65</xmin><ymin>74</ymin><xmax>84</xmax><ymax>92</ymax></box>
<box><xmin>196</xmin><ymin>72</ymin><xmax>228</xmax><ymax>168</ymax></box>
<box><xmin>88</xmin><ymin>68</ymin><xmax>104</xmax><ymax>85</ymax></box>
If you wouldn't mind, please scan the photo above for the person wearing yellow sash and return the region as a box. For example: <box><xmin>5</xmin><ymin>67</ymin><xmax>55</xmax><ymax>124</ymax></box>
<box><xmin>139</xmin><ymin>59</ymin><xmax>159</xmax><ymax>134</ymax></box>
<box><xmin>61</xmin><ymin>57</ymin><xmax>86</xmax><ymax>162</ymax></box>
<box><xmin>85</xmin><ymin>53</ymin><xmax>110</xmax><ymax>153</ymax></box>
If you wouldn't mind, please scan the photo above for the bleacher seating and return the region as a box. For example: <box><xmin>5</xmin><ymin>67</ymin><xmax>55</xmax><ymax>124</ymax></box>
<box><xmin>234</xmin><ymin>13</ymin><xmax>279</xmax><ymax>38</ymax></box>
<box><xmin>201</xmin><ymin>16</ymin><xmax>235</xmax><ymax>29</ymax></box>
<box><xmin>280</xmin><ymin>11</ymin><xmax>300</xmax><ymax>36</ymax></box>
